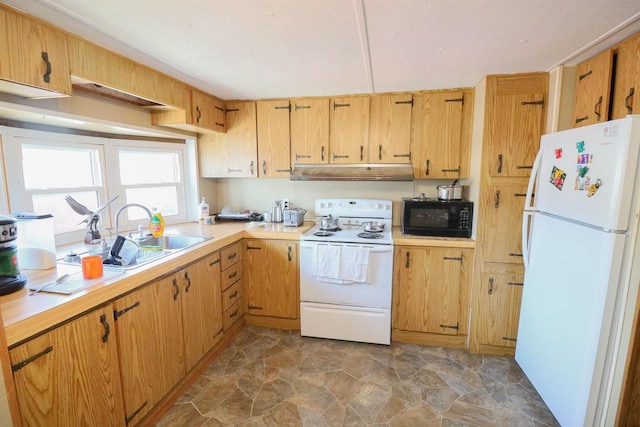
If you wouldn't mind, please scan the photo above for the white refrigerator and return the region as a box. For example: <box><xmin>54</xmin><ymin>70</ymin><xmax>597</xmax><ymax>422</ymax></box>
<box><xmin>517</xmin><ymin>116</ymin><xmax>640</xmax><ymax>426</ymax></box>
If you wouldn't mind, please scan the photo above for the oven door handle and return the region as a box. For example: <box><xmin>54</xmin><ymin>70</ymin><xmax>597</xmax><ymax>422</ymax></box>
<box><xmin>300</xmin><ymin>242</ymin><xmax>393</xmax><ymax>253</ymax></box>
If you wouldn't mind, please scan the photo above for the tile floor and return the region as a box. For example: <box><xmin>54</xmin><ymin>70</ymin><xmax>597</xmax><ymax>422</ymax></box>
<box><xmin>157</xmin><ymin>326</ymin><xmax>559</xmax><ymax>426</ymax></box>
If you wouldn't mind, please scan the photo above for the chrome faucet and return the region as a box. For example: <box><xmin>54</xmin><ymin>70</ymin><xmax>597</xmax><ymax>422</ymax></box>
<box><xmin>114</xmin><ymin>203</ymin><xmax>152</xmax><ymax>237</ymax></box>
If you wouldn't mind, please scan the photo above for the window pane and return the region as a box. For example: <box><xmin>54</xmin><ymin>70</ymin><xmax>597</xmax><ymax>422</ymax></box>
<box><xmin>32</xmin><ymin>191</ymin><xmax>99</xmax><ymax>234</ymax></box>
<box><xmin>22</xmin><ymin>145</ymin><xmax>101</xmax><ymax>190</ymax></box>
<box><xmin>119</xmin><ymin>151</ymin><xmax>181</xmax><ymax>185</ymax></box>
<box><xmin>124</xmin><ymin>187</ymin><xmax>178</xmax><ymax>220</ymax></box>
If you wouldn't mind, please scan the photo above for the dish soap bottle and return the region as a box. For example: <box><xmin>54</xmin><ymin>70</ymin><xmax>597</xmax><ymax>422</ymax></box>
<box><xmin>149</xmin><ymin>207</ymin><xmax>164</xmax><ymax>237</ymax></box>
<box><xmin>198</xmin><ymin>197</ymin><xmax>210</xmax><ymax>220</ymax></box>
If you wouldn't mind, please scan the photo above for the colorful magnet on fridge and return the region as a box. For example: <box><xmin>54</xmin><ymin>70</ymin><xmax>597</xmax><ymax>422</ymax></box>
<box><xmin>555</xmin><ymin>148</ymin><xmax>563</xmax><ymax>158</ymax></box>
<box><xmin>587</xmin><ymin>179</ymin><xmax>602</xmax><ymax>197</ymax></box>
<box><xmin>576</xmin><ymin>141</ymin><xmax>585</xmax><ymax>153</ymax></box>
<box><xmin>549</xmin><ymin>166</ymin><xmax>566</xmax><ymax>190</ymax></box>
<box><xmin>578</xmin><ymin>166</ymin><xmax>589</xmax><ymax>178</ymax></box>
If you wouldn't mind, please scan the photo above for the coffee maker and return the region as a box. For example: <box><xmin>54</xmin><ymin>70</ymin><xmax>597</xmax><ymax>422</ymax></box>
<box><xmin>0</xmin><ymin>215</ymin><xmax>27</xmax><ymax>295</ymax></box>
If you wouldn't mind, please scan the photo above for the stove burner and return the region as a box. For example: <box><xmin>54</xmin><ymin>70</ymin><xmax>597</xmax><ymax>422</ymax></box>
<box><xmin>320</xmin><ymin>227</ymin><xmax>341</xmax><ymax>232</ymax></box>
<box><xmin>357</xmin><ymin>232</ymin><xmax>383</xmax><ymax>239</ymax></box>
<box><xmin>314</xmin><ymin>231</ymin><xmax>335</xmax><ymax>237</ymax></box>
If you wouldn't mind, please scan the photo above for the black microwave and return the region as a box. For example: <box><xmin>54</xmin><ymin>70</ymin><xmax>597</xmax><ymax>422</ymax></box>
<box><xmin>401</xmin><ymin>198</ymin><xmax>473</xmax><ymax>238</ymax></box>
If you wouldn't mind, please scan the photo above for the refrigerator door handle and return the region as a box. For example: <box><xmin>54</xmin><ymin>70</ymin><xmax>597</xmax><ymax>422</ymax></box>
<box><xmin>524</xmin><ymin>148</ymin><xmax>543</xmax><ymax>212</ymax></box>
<box><xmin>522</xmin><ymin>211</ymin><xmax>533</xmax><ymax>270</ymax></box>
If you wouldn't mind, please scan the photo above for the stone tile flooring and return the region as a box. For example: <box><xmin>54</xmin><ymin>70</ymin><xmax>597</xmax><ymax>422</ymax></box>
<box><xmin>157</xmin><ymin>326</ymin><xmax>559</xmax><ymax>426</ymax></box>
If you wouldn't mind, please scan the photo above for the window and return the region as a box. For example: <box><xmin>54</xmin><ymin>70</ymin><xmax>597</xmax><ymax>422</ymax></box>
<box><xmin>2</xmin><ymin>127</ymin><xmax>192</xmax><ymax>246</ymax></box>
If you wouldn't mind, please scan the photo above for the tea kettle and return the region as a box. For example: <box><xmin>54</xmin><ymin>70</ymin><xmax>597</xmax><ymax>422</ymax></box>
<box><xmin>272</xmin><ymin>200</ymin><xmax>284</xmax><ymax>223</ymax></box>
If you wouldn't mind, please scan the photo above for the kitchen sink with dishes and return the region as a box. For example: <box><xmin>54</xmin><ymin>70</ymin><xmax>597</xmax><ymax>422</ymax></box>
<box><xmin>59</xmin><ymin>234</ymin><xmax>212</xmax><ymax>270</ymax></box>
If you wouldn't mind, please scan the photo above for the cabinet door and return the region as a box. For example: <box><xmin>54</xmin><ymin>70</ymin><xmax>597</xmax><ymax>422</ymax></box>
<box><xmin>476</xmin><ymin>274</ymin><xmax>524</xmax><ymax>347</ymax></box>
<box><xmin>244</xmin><ymin>239</ymin><xmax>298</xmax><ymax>319</ymax></box>
<box><xmin>225</xmin><ymin>102</ymin><xmax>258</xmax><ymax>176</ymax></box>
<box><xmin>393</xmin><ymin>247</ymin><xmax>463</xmax><ymax>335</ymax></box>
<box><xmin>412</xmin><ymin>91</ymin><xmax>464</xmax><ymax>178</ymax></box>
<box><xmin>181</xmin><ymin>253</ymin><xmax>223</xmax><ymax>371</ymax></box>
<box><xmin>612</xmin><ymin>35</ymin><xmax>640</xmax><ymax>119</ymax></box>
<box><xmin>257</xmin><ymin>100</ymin><xmax>292</xmax><ymax>177</ymax></box>
<box><xmin>113</xmin><ymin>277</ymin><xmax>185</xmax><ymax>425</ymax></box>
<box><xmin>329</xmin><ymin>97</ymin><xmax>369</xmax><ymax>163</ymax></box>
<box><xmin>369</xmin><ymin>94</ymin><xmax>413</xmax><ymax>163</ymax></box>
<box><xmin>1</xmin><ymin>9</ymin><xmax>71</xmax><ymax>95</ymax></box>
<box><xmin>191</xmin><ymin>89</ymin><xmax>218</xmax><ymax>131</ymax></box>
<box><xmin>486</xmin><ymin>75</ymin><xmax>546</xmax><ymax>177</ymax></box>
<box><xmin>10</xmin><ymin>306</ymin><xmax>124</xmax><ymax>426</ymax></box>
<box><xmin>572</xmin><ymin>49</ymin><xmax>613</xmax><ymax>127</ymax></box>
<box><xmin>291</xmin><ymin>98</ymin><xmax>330</xmax><ymax>164</ymax></box>
<box><xmin>480</xmin><ymin>183</ymin><xmax>528</xmax><ymax>264</ymax></box>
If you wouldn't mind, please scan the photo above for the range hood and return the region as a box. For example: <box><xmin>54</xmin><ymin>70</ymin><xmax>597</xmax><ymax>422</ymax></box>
<box><xmin>290</xmin><ymin>163</ymin><xmax>414</xmax><ymax>181</ymax></box>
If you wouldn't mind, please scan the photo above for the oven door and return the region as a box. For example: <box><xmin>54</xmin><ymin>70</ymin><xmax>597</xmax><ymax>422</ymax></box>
<box><xmin>299</xmin><ymin>241</ymin><xmax>393</xmax><ymax>309</ymax></box>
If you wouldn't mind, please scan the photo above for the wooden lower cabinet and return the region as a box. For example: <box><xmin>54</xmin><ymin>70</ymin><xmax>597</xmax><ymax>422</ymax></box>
<box><xmin>10</xmin><ymin>304</ymin><xmax>125</xmax><ymax>426</ymax></box>
<box><xmin>475</xmin><ymin>273</ymin><xmax>524</xmax><ymax>349</ymax></box>
<box><xmin>392</xmin><ymin>246</ymin><xmax>473</xmax><ymax>347</ymax></box>
<box><xmin>244</xmin><ymin>239</ymin><xmax>299</xmax><ymax>320</ymax></box>
<box><xmin>113</xmin><ymin>253</ymin><xmax>222</xmax><ymax>424</ymax></box>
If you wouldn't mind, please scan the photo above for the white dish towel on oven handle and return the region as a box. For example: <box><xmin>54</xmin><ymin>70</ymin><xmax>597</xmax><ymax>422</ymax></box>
<box><xmin>312</xmin><ymin>244</ymin><xmax>371</xmax><ymax>284</ymax></box>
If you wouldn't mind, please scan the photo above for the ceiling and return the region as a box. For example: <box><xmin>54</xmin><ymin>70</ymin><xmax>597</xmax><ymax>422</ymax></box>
<box><xmin>4</xmin><ymin>0</ymin><xmax>640</xmax><ymax>102</ymax></box>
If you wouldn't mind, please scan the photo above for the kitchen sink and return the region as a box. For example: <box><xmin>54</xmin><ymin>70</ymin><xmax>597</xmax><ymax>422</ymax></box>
<box><xmin>59</xmin><ymin>234</ymin><xmax>212</xmax><ymax>270</ymax></box>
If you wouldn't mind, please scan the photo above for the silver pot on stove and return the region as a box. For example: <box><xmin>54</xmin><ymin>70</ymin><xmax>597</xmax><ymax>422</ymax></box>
<box><xmin>437</xmin><ymin>179</ymin><xmax>464</xmax><ymax>200</ymax></box>
<box><xmin>320</xmin><ymin>215</ymin><xmax>339</xmax><ymax>230</ymax></box>
<box><xmin>362</xmin><ymin>221</ymin><xmax>385</xmax><ymax>233</ymax></box>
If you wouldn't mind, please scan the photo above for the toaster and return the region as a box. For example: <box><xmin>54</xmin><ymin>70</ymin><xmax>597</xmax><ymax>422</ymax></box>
<box><xmin>283</xmin><ymin>208</ymin><xmax>306</xmax><ymax>226</ymax></box>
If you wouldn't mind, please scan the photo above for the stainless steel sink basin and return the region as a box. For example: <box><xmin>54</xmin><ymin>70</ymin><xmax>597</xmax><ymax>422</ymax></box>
<box><xmin>59</xmin><ymin>234</ymin><xmax>212</xmax><ymax>270</ymax></box>
<box><xmin>138</xmin><ymin>234</ymin><xmax>211</xmax><ymax>250</ymax></box>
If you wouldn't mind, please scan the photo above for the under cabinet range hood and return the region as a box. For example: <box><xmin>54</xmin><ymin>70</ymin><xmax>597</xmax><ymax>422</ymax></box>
<box><xmin>290</xmin><ymin>163</ymin><xmax>414</xmax><ymax>181</ymax></box>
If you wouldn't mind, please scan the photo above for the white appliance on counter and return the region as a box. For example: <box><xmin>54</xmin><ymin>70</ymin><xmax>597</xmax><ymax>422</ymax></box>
<box><xmin>300</xmin><ymin>198</ymin><xmax>393</xmax><ymax>345</ymax></box>
<box><xmin>517</xmin><ymin>116</ymin><xmax>640</xmax><ymax>426</ymax></box>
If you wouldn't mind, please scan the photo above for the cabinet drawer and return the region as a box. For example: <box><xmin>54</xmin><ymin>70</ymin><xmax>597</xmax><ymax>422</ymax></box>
<box><xmin>221</xmin><ymin>242</ymin><xmax>242</xmax><ymax>270</ymax></box>
<box><xmin>222</xmin><ymin>279</ymin><xmax>243</xmax><ymax>312</ymax></box>
<box><xmin>221</xmin><ymin>263</ymin><xmax>242</xmax><ymax>290</ymax></box>
<box><xmin>223</xmin><ymin>298</ymin><xmax>243</xmax><ymax>331</ymax></box>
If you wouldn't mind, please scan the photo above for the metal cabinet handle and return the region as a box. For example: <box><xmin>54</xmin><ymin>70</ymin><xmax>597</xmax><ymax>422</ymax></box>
<box><xmin>626</xmin><ymin>88</ymin><xmax>635</xmax><ymax>114</ymax></box>
<box><xmin>210</xmin><ymin>259</ymin><xmax>221</xmax><ymax>266</ymax></box>
<box><xmin>262</xmin><ymin>160</ymin><xmax>267</xmax><ymax>175</ymax></box>
<box><xmin>321</xmin><ymin>146</ymin><xmax>325</xmax><ymax>162</ymax></box>
<box><xmin>579</xmin><ymin>70</ymin><xmax>593</xmax><ymax>81</ymax></box>
<box><xmin>378</xmin><ymin>145</ymin><xmax>382</xmax><ymax>161</ymax></box>
<box><xmin>11</xmin><ymin>346</ymin><xmax>53</xmax><ymax>372</ymax></box>
<box><xmin>172</xmin><ymin>278</ymin><xmax>179</xmax><ymax>300</ymax></box>
<box><xmin>41</xmin><ymin>51</ymin><xmax>51</xmax><ymax>83</ymax></box>
<box><xmin>497</xmin><ymin>154</ymin><xmax>503</xmax><ymax>173</ymax></box>
<box><xmin>405</xmin><ymin>252</ymin><xmax>410</xmax><ymax>268</ymax></box>
<box><xmin>229</xmin><ymin>309</ymin><xmax>238</xmax><ymax>318</ymax></box>
<box><xmin>594</xmin><ymin>96</ymin><xmax>603</xmax><ymax>121</ymax></box>
<box><xmin>288</xmin><ymin>246</ymin><xmax>292</xmax><ymax>261</ymax></box>
<box><xmin>184</xmin><ymin>272</ymin><xmax>191</xmax><ymax>293</ymax></box>
<box><xmin>229</xmin><ymin>291</ymin><xmax>238</xmax><ymax>299</ymax></box>
<box><xmin>296</xmin><ymin>153</ymin><xmax>311</xmax><ymax>160</ymax></box>
<box><xmin>250</xmin><ymin>161</ymin><xmax>254</xmax><ymax>175</ymax></box>
<box><xmin>575</xmin><ymin>116</ymin><xmax>589</xmax><ymax>124</ymax></box>
<box><xmin>228</xmin><ymin>271</ymin><xmax>237</xmax><ymax>279</ymax></box>
<box><xmin>488</xmin><ymin>277</ymin><xmax>494</xmax><ymax>295</ymax></box>
<box><xmin>228</xmin><ymin>252</ymin><xmax>237</xmax><ymax>260</ymax></box>
<box><xmin>494</xmin><ymin>190</ymin><xmax>500</xmax><ymax>208</ymax></box>
<box><xmin>196</xmin><ymin>105</ymin><xmax>202</xmax><ymax>123</ymax></box>
<box><xmin>360</xmin><ymin>145</ymin><xmax>364</xmax><ymax>161</ymax></box>
<box><xmin>425</xmin><ymin>159</ymin><xmax>430</xmax><ymax>176</ymax></box>
<box><xmin>100</xmin><ymin>314</ymin><xmax>110</xmax><ymax>343</ymax></box>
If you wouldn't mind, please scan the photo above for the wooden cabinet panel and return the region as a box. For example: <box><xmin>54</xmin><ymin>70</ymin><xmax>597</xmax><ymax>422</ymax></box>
<box><xmin>113</xmin><ymin>277</ymin><xmax>184</xmax><ymax>424</ymax></box>
<box><xmin>191</xmin><ymin>89</ymin><xmax>225</xmax><ymax>132</ymax></box>
<box><xmin>290</xmin><ymin>98</ymin><xmax>330</xmax><ymax>164</ymax></box>
<box><xmin>486</xmin><ymin>75</ymin><xmax>546</xmax><ymax>177</ymax></box>
<box><xmin>223</xmin><ymin>298</ymin><xmax>244</xmax><ymax>331</ymax></box>
<box><xmin>257</xmin><ymin>100</ymin><xmax>292</xmax><ymax>177</ymax></box>
<box><xmin>393</xmin><ymin>247</ymin><xmax>471</xmax><ymax>336</ymax></box>
<box><xmin>221</xmin><ymin>241</ymin><xmax>243</xmax><ymax>271</ymax></box>
<box><xmin>222</xmin><ymin>279</ymin><xmax>243</xmax><ymax>312</ymax></box>
<box><xmin>572</xmin><ymin>49</ymin><xmax>613</xmax><ymax>127</ymax></box>
<box><xmin>480</xmin><ymin>183</ymin><xmax>528</xmax><ymax>264</ymax></box>
<box><xmin>412</xmin><ymin>91</ymin><xmax>464</xmax><ymax>178</ymax></box>
<box><xmin>199</xmin><ymin>102</ymin><xmax>257</xmax><ymax>177</ymax></box>
<box><xmin>221</xmin><ymin>262</ymin><xmax>242</xmax><ymax>291</ymax></box>
<box><xmin>476</xmin><ymin>274</ymin><xmax>524</xmax><ymax>348</ymax></box>
<box><xmin>329</xmin><ymin>96</ymin><xmax>369</xmax><ymax>163</ymax></box>
<box><xmin>244</xmin><ymin>239</ymin><xmax>298</xmax><ymax>319</ymax></box>
<box><xmin>612</xmin><ymin>35</ymin><xmax>640</xmax><ymax>119</ymax></box>
<box><xmin>10</xmin><ymin>305</ymin><xmax>124</xmax><ymax>426</ymax></box>
<box><xmin>0</xmin><ymin>8</ymin><xmax>71</xmax><ymax>96</ymax></box>
<box><xmin>369</xmin><ymin>94</ymin><xmax>413</xmax><ymax>163</ymax></box>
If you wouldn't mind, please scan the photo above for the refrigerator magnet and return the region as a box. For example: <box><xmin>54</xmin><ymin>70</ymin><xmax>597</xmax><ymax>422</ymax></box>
<box><xmin>576</xmin><ymin>141</ymin><xmax>585</xmax><ymax>153</ymax></box>
<box><xmin>587</xmin><ymin>179</ymin><xmax>602</xmax><ymax>197</ymax></box>
<box><xmin>555</xmin><ymin>148</ymin><xmax>563</xmax><ymax>158</ymax></box>
<box><xmin>549</xmin><ymin>166</ymin><xmax>566</xmax><ymax>190</ymax></box>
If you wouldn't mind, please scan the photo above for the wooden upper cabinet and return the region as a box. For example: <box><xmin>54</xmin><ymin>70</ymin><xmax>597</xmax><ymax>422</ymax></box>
<box><xmin>329</xmin><ymin>96</ymin><xmax>370</xmax><ymax>163</ymax></box>
<box><xmin>257</xmin><ymin>100</ymin><xmax>292</xmax><ymax>177</ymax></box>
<box><xmin>369</xmin><ymin>94</ymin><xmax>413</xmax><ymax>163</ymax></box>
<box><xmin>199</xmin><ymin>101</ymin><xmax>257</xmax><ymax>178</ymax></box>
<box><xmin>476</xmin><ymin>273</ymin><xmax>524</xmax><ymax>348</ymax></box>
<box><xmin>290</xmin><ymin>98</ymin><xmax>330</xmax><ymax>164</ymax></box>
<box><xmin>612</xmin><ymin>34</ymin><xmax>640</xmax><ymax>119</ymax></box>
<box><xmin>0</xmin><ymin>7</ymin><xmax>72</xmax><ymax>97</ymax></box>
<box><xmin>572</xmin><ymin>49</ymin><xmax>613</xmax><ymax>127</ymax></box>
<box><xmin>191</xmin><ymin>89</ymin><xmax>225</xmax><ymax>133</ymax></box>
<box><xmin>10</xmin><ymin>305</ymin><xmax>124</xmax><ymax>426</ymax></box>
<box><xmin>485</xmin><ymin>74</ymin><xmax>547</xmax><ymax>177</ymax></box>
<box><xmin>411</xmin><ymin>91</ymin><xmax>464</xmax><ymax>178</ymax></box>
